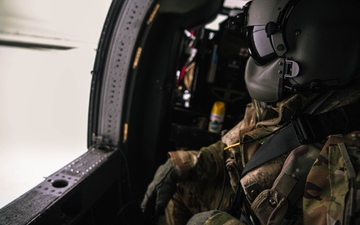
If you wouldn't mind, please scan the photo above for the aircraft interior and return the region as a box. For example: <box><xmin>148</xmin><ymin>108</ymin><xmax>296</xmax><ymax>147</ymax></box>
<box><xmin>0</xmin><ymin>0</ymin><xmax>251</xmax><ymax>224</ymax></box>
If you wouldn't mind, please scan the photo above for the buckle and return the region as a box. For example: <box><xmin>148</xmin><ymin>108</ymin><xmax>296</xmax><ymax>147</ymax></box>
<box><xmin>291</xmin><ymin>114</ymin><xmax>319</xmax><ymax>144</ymax></box>
<box><xmin>284</xmin><ymin>59</ymin><xmax>300</xmax><ymax>78</ymax></box>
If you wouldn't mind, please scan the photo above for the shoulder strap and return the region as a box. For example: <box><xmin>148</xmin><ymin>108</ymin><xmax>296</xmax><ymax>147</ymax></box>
<box><xmin>240</xmin><ymin>124</ymin><xmax>300</xmax><ymax>177</ymax></box>
<box><xmin>240</xmin><ymin>100</ymin><xmax>360</xmax><ymax>178</ymax></box>
<box><xmin>228</xmin><ymin>101</ymin><xmax>360</xmax><ymax>221</ymax></box>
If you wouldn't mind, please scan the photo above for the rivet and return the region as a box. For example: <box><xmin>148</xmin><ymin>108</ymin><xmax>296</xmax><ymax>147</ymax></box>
<box><xmin>269</xmin><ymin>198</ymin><xmax>277</xmax><ymax>207</ymax></box>
<box><xmin>276</xmin><ymin>44</ymin><xmax>285</xmax><ymax>51</ymax></box>
<box><xmin>278</xmin><ymin>70</ymin><xmax>283</xmax><ymax>74</ymax></box>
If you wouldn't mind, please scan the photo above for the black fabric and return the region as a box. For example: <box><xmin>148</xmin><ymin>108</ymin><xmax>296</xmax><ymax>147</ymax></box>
<box><xmin>293</xmin><ymin>101</ymin><xmax>360</xmax><ymax>143</ymax></box>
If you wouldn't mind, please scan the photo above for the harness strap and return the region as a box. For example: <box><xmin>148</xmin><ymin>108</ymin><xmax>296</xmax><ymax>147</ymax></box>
<box><xmin>240</xmin><ymin>124</ymin><xmax>300</xmax><ymax>177</ymax></box>
<box><xmin>228</xmin><ymin>101</ymin><xmax>360</xmax><ymax>222</ymax></box>
<box><xmin>241</xmin><ymin>100</ymin><xmax>360</xmax><ymax>177</ymax></box>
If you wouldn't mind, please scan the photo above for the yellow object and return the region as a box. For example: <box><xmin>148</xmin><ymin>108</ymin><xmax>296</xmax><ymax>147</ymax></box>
<box><xmin>223</xmin><ymin>142</ymin><xmax>240</xmax><ymax>151</ymax></box>
<box><xmin>208</xmin><ymin>101</ymin><xmax>225</xmax><ymax>133</ymax></box>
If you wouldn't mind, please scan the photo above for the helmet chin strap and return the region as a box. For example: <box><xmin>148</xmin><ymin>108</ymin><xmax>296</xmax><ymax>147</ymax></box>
<box><xmin>281</xmin><ymin>58</ymin><xmax>323</xmax><ymax>94</ymax></box>
<box><xmin>286</xmin><ymin>81</ymin><xmax>323</xmax><ymax>93</ymax></box>
<box><xmin>286</xmin><ymin>78</ymin><xmax>343</xmax><ymax>94</ymax></box>
<box><xmin>280</xmin><ymin>58</ymin><xmax>301</xmax><ymax>96</ymax></box>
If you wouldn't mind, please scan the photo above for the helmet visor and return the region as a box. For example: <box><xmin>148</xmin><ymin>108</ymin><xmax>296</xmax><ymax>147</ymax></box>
<box><xmin>248</xmin><ymin>25</ymin><xmax>277</xmax><ymax>65</ymax></box>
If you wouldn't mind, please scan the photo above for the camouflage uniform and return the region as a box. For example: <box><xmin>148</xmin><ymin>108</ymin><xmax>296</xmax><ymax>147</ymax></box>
<box><xmin>164</xmin><ymin>142</ymin><xmax>233</xmax><ymax>225</ymax></box>
<box><xmin>164</xmin><ymin>87</ymin><xmax>360</xmax><ymax>225</ymax></box>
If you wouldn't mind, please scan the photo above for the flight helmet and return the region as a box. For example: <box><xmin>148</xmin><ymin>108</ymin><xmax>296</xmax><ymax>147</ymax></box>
<box><xmin>243</xmin><ymin>0</ymin><xmax>360</xmax><ymax>102</ymax></box>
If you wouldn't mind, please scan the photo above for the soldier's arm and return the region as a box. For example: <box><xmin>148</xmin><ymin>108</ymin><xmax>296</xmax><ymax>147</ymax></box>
<box><xmin>168</xmin><ymin>140</ymin><xmax>226</xmax><ymax>182</ymax></box>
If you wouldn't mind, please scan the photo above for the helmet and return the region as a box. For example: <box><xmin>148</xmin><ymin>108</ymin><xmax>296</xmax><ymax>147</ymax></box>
<box><xmin>243</xmin><ymin>0</ymin><xmax>360</xmax><ymax>102</ymax></box>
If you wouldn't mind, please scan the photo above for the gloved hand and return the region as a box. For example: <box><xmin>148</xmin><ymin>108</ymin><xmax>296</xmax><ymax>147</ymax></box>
<box><xmin>186</xmin><ymin>210</ymin><xmax>220</xmax><ymax>225</ymax></box>
<box><xmin>141</xmin><ymin>159</ymin><xmax>180</xmax><ymax>217</ymax></box>
<box><xmin>187</xmin><ymin>210</ymin><xmax>246</xmax><ymax>225</ymax></box>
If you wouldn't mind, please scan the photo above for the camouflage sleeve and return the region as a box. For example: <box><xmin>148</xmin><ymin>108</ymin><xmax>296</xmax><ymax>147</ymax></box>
<box><xmin>168</xmin><ymin>140</ymin><xmax>226</xmax><ymax>181</ymax></box>
<box><xmin>204</xmin><ymin>211</ymin><xmax>246</xmax><ymax>225</ymax></box>
<box><xmin>303</xmin><ymin>132</ymin><xmax>360</xmax><ymax>225</ymax></box>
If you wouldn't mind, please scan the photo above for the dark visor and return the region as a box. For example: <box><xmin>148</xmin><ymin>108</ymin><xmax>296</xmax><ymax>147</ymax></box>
<box><xmin>248</xmin><ymin>25</ymin><xmax>277</xmax><ymax>65</ymax></box>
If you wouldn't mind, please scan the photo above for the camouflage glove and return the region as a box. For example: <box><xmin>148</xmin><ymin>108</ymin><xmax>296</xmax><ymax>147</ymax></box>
<box><xmin>203</xmin><ymin>211</ymin><xmax>246</xmax><ymax>225</ymax></box>
<box><xmin>141</xmin><ymin>159</ymin><xmax>180</xmax><ymax>216</ymax></box>
<box><xmin>186</xmin><ymin>210</ymin><xmax>220</xmax><ymax>225</ymax></box>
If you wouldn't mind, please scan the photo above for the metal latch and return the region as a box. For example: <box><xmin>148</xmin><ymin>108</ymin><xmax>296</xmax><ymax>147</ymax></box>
<box><xmin>284</xmin><ymin>59</ymin><xmax>300</xmax><ymax>78</ymax></box>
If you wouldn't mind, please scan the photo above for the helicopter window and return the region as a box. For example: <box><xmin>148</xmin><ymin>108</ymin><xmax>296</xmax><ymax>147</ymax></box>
<box><xmin>0</xmin><ymin>0</ymin><xmax>111</xmax><ymax>208</ymax></box>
